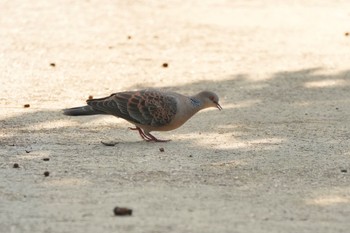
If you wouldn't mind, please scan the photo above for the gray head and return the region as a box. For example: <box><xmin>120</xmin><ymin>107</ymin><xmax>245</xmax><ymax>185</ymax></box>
<box><xmin>194</xmin><ymin>91</ymin><xmax>222</xmax><ymax>110</ymax></box>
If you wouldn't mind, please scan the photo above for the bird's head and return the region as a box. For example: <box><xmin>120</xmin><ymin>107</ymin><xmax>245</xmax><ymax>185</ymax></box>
<box><xmin>196</xmin><ymin>91</ymin><xmax>222</xmax><ymax>110</ymax></box>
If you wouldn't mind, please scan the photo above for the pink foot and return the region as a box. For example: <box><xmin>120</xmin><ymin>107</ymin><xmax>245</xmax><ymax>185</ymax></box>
<box><xmin>128</xmin><ymin>127</ymin><xmax>170</xmax><ymax>142</ymax></box>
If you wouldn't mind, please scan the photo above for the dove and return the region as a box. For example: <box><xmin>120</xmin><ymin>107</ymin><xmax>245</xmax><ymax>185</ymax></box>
<box><xmin>63</xmin><ymin>89</ymin><xmax>222</xmax><ymax>142</ymax></box>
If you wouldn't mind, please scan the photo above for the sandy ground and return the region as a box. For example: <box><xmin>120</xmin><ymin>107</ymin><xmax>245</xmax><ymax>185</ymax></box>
<box><xmin>1</xmin><ymin>0</ymin><xmax>350</xmax><ymax>232</ymax></box>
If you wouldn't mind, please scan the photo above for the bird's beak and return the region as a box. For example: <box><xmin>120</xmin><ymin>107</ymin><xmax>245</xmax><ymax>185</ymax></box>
<box><xmin>215</xmin><ymin>102</ymin><xmax>222</xmax><ymax>111</ymax></box>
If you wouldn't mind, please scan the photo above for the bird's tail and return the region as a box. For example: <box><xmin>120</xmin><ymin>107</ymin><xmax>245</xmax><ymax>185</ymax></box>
<box><xmin>63</xmin><ymin>105</ymin><xmax>105</xmax><ymax>116</ymax></box>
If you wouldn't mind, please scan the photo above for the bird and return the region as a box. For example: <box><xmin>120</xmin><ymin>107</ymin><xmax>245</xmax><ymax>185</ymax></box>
<box><xmin>63</xmin><ymin>89</ymin><xmax>222</xmax><ymax>142</ymax></box>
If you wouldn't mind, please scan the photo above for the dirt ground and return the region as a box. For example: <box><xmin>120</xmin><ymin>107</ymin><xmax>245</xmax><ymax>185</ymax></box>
<box><xmin>1</xmin><ymin>0</ymin><xmax>350</xmax><ymax>232</ymax></box>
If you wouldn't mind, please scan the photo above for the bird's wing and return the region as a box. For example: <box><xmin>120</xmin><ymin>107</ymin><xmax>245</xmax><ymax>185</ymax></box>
<box><xmin>86</xmin><ymin>90</ymin><xmax>178</xmax><ymax>127</ymax></box>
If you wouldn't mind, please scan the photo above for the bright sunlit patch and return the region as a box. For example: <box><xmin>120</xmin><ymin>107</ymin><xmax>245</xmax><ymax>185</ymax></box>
<box><xmin>43</xmin><ymin>178</ymin><xmax>91</xmax><ymax>187</ymax></box>
<box><xmin>304</xmin><ymin>79</ymin><xmax>347</xmax><ymax>88</ymax></box>
<box><xmin>293</xmin><ymin>101</ymin><xmax>312</xmax><ymax>107</ymax></box>
<box><xmin>248</xmin><ymin>138</ymin><xmax>285</xmax><ymax>145</ymax></box>
<box><xmin>215</xmin><ymin>135</ymin><xmax>284</xmax><ymax>150</ymax></box>
<box><xmin>221</xmin><ymin>99</ymin><xmax>261</xmax><ymax>109</ymax></box>
<box><xmin>21</xmin><ymin>151</ymin><xmax>50</xmax><ymax>160</ymax></box>
<box><xmin>90</xmin><ymin>116</ymin><xmax>123</xmax><ymax>124</ymax></box>
<box><xmin>31</xmin><ymin>119</ymin><xmax>78</xmax><ymax>130</ymax></box>
<box><xmin>186</xmin><ymin>131</ymin><xmax>285</xmax><ymax>150</ymax></box>
<box><xmin>209</xmin><ymin>160</ymin><xmax>247</xmax><ymax>167</ymax></box>
<box><xmin>176</xmin><ymin>132</ymin><xmax>248</xmax><ymax>149</ymax></box>
<box><xmin>214</xmin><ymin>140</ymin><xmax>250</xmax><ymax>150</ymax></box>
<box><xmin>307</xmin><ymin>196</ymin><xmax>349</xmax><ymax>206</ymax></box>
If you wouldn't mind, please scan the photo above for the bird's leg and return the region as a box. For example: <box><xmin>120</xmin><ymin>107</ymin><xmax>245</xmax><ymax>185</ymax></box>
<box><xmin>128</xmin><ymin>127</ymin><xmax>152</xmax><ymax>141</ymax></box>
<box><xmin>144</xmin><ymin>132</ymin><xmax>171</xmax><ymax>143</ymax></box>
<box><xmin>128</xmin><ymin>127</ymin><xmax>170</xmax><ymax>142</ymax></box>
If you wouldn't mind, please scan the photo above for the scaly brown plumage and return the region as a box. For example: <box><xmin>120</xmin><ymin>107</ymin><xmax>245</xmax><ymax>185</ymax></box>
<box><xmin>63</xmin><ymin>89</ymin><xmax>222</xmax><ymax>142</ymax></box>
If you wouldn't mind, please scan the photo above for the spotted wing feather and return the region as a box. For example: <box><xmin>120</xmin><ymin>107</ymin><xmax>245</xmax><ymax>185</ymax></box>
<box><xmin>86</xmin><ymin>90</ymin><xmax>177</xmax><ymax>127</ymax></box>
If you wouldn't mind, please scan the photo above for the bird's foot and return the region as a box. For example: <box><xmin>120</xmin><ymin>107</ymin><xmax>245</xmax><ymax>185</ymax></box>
<box><xmin>128</xmin><ymin>127</ymin><xmax>170</xmax><ymax>142</ymax></box>
<box><xmin>144</xmin><ymin>132</ymin><xmax>171</xmax><ymax>142</ymax></box>
<box><xmin>128</xmin><ymin>127</ymin><xmax>151</xmax><ymax>141</ymax></box>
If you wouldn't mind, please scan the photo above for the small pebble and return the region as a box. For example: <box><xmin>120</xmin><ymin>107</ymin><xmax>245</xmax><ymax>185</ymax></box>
<box><xmin>345</xmin><ymin>32</ymin><xmax>349</xmax><ymax>36</ymax></box>
<box><xmin>50</xmin><ymin>63</ymin><xmax>56</xmax><ymax>67</ymax></box>
<box><xmin>114</xmin><ymin>207</ymin><xmax>132</xmax><ymax>216</ymax></box>
<box><xmin>24</xmin><ymin>104</ymin><xmax>30</xmax><ymax>108</ymax></box>
<box><xmin>159</xmin><ymin>147</ymin><xmax>165</xmax><ymax>152</ymax></box>
<box><xmin>44</xmin><ymin>171</ymin><xmax>50</xmax><ymax>177</ymax></box>
<box><xmin>13</xmin><ymin>163</ymin><xmax>19</xmax><ymax>168</ymax></box>
<box><xmin>341</xmin><ymin>169</ymin><xmax>347</xmax><ymax>173</ymax></box>
<box><xmin>127</xmin><ymin>36</ymin><xmax>132</xmax><ymax>40</ymax></box>
<box><xmin>162</xmin><ymin>63</ymin><xmax>168</xmax><ymax>68</ymax></box>
<box><xmin>189</xmin><ymin>154</ymin><xmax>193</xmax><ymax>158</ymax></box>
<box><xmin>88</xmin><ymin>95</ymin><xmax>93</xmax><ymax>100</ymax></box>
<box><xmin>42</xmin><ymin>158</ymin><xmax>50</xmax><ymax>161</ymax></box>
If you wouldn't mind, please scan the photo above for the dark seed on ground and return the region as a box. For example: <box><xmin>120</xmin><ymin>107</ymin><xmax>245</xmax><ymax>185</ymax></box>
<box><xmin>13</xmin><ymin>163</ymin><xmax>19</xmax><ymax>168</ymax></box>
<box><xmin>101</xmin><ymin>141</ymin><xmax>118</xmax><ymax>146</ymax></box>
<box><xmin>42</xmin><ymin>158</ymin><xmax>50</xmax><ymax>161</ymax></box>
<box><xmin>24</xmin><ymin>104</ymin><xmax>30</xmax><ymax>108</ymax></box>
<box><xmin>162</xmin><ymin>63</ymin><xmax>168</xmax><ymax>68</ymax></box>
<box><xmin>50</xmin><ymin>63</ymin><xmax>56</xmax><ymax>67</ymax></box>
<box><xmin>341</xmin><ymin>169</ymin><xmax>347</xmax><ymax>173</ymax></box>
<box><xmin>44</xmin><ymin>171</ymin><xmax>50</xmax><ymax>177</ymax></box>
<box><xmin>159</xmin><ymin>147</ymin><xmax>165</xmax><ymax>152</ymax></box>
<box><xmin>114</xmin><ymin>207</ymin><xmax>132</xmax><ymax>216</ymax></box>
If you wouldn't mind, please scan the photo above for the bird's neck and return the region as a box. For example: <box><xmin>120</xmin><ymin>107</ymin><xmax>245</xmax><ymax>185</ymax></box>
<box><xmin>189</xmin><ymin>97</ymin><xmax>209</xmax><ymax>115</ymax></box>
<box><xmin>189</xmin><ymin>97</ymin><xmax>202</xmax><ymax>108</ymax></box>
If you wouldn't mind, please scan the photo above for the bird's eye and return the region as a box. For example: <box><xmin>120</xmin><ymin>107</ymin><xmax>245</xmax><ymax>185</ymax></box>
<box><xmin>209</xmin><ymin>96</ymin><xmax>214</xmax><ymax>101</ymax></box>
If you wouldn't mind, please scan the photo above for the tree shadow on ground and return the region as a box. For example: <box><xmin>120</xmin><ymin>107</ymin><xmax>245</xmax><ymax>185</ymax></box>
<box><xmin>1</xmin><ymin>67</ymin><xmax>350</xmax><ymax>213</ymax></box>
